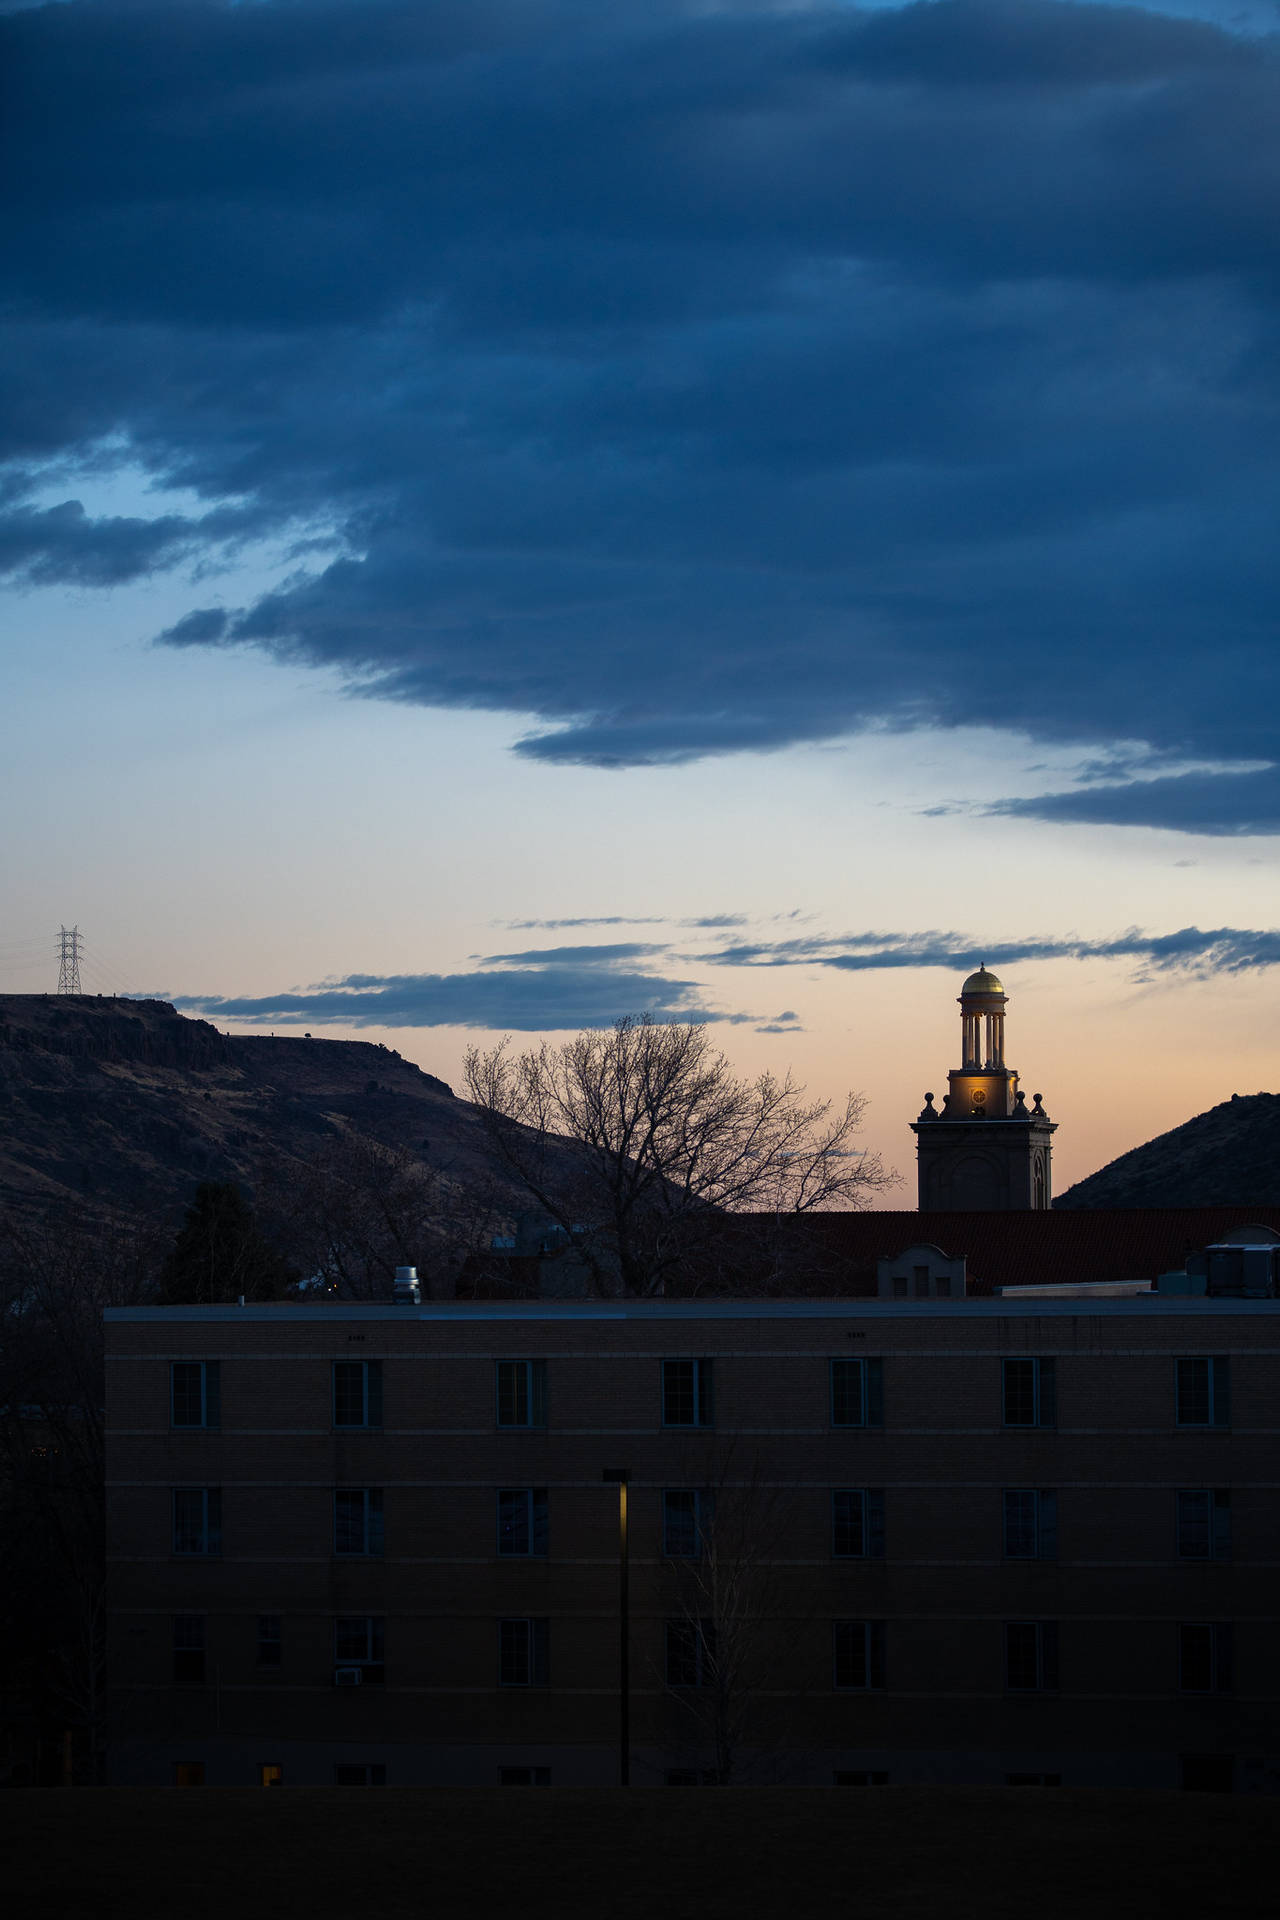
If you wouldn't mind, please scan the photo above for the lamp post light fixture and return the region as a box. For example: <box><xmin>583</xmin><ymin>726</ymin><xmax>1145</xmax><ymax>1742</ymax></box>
<box><xmin>602</xmin><ymin>1468</ymin><xmax>630</xmax><ymax>1786</ymax></box>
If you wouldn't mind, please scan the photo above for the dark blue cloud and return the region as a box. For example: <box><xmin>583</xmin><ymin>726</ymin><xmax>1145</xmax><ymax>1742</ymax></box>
<box><xmin>478</xmin><ymin>942</ymin><xmax>668</xmax><ymax>965</ymax></box>
<box><xmin>4</xmin><ymin>1</ymin><xmax>1280</xmax><ymax>827</ymax></box>
<box><xmin>699</xmin><ymin>925</ymin><xmax>1280</xmax><ymax>977</ymax></box>
<box><xmin>503</xmin><ymin>916</ymin><xmax>668</xmax><ymax>930</ymax></box>
<box><xmin>993</xmin><ymin>765</ymin><xmax>1280</xmax><ymax>835</ymax></box>
<box><xmin>176</xmin><ymin>965</ymin><xmax>721</xmax><ymax>1031</ymax></box>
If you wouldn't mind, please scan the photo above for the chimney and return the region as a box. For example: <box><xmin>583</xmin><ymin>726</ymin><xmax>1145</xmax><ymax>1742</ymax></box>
<box><xmin>393</xmin><ymin>1265</ymin><xmax>421</xmax><ymax>1306</ymax></box>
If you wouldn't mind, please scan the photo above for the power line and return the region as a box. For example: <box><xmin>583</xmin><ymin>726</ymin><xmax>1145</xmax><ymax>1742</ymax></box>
<box><xmin>57</xmin><ymin>925</ymin><xmax>84</xmax><ymax>996</ymax></box>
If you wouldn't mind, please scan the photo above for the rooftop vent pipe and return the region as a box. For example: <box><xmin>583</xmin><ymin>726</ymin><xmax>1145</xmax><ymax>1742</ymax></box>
<box><xmin>393</xmin><ymin>1265</ymin><xmax>421</xmax><ymax>1306</ymax></box>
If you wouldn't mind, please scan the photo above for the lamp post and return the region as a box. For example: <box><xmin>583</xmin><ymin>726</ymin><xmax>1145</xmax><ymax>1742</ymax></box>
<box><xmin>602</xmin><ymin>1468</ymin><xmax>630</xmax><ymax>1786</ymax></box>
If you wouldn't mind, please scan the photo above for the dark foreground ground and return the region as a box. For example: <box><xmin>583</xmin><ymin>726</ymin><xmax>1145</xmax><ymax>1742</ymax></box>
<box><xmin>9</xmin><ymin>1788</ymin><xmax>1278</xmax><ymax>1920</ymax></box>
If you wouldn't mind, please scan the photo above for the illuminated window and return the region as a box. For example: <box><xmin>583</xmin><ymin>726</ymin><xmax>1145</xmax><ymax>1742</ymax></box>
<box><xmin>259</xmin><ymin>1764</ymin><xmax>284</xmax><ymax>1788</ymax></box>
<box><xmin>172</xmin><ymin>1487</ymin><xmax>221</xmax><ymax>1555</ymax></box>
<box><xmin>497</xmin><ymin>1489</ymin><xmax>548</xmax><ymax>1557</ymax></box>
<box><xmin>833</xmin><ymin>1621</ymin><xmax>885</xmax><ymax>1691</ymax></box>
<box><xmin>662</xmin><ymin>1489</ymin><xmax>714</xmax><ymax>1558</ymax></box>
<box><xmin>832</xmin><ymin>1489</ymin><xmax>886</xmax><ymax>1559</ymax></box>
<box><xmin>1179</xmin><ymin>1622</ymin><xmax>1233</xmax><ymax>1694</ymax></box>
<box><xmin>662</xmin><ymin>1359</ymin><xmax>713</xmax><ymax>1427</ymax></box>
<box><xmin>171</xmin><ymin>1361</ymin><xmax>220</xmax><ymax>1429</ymax></box>
<box><xmin>831</xmin><ymin>1358</ymin><xmax>884</xmax><ymax>1428</ymax></box>
<box><xmin>1002</xmin><ymin>1358</ymin><xmax>1056</xmax><ymax>1427</ymax></box>
<box><xmin>1005</xmin><ymin>1621</ymin><xmax>1058</xmax><ymax>1692</ymax></box>
<box><xmin>172</xmin><ymin>1615</ymin><xmax>205</xmax><ymax>1686</ymax></box>
<box><xmin>334</xmin><ymin>1489</ymin><xmax>385</xmax><ymax>1557</ymax></box>
<box><xmin>174</xmin><ymin>1762</ymin><xmax>205</xmax><ymax>1787</ymax></box>
<box><xmin>499</xmin><ymin>1618</ymin><xmax>549</xmax><ymax>1687</ymax></box>
<box><xmin>257</xmin><ymin>1616</ymin><xmax>282</xmax><ymax>1666</ymax></box>
<box><xmin>333</xmin><ymin>1360</ymin><xmax>383</xmax><ymax>1429</ymax></box>
<box><xmin>665</xmin><ymin>1619</ymin><xmax>716</xmax><ymax>1688</ymax></box>
<box><xmin>1177</xmin><ymin>1489</ymin><xmax>1231</xmax><ymax>1560</ymax></box>
<box><xmin>1003</xmin><ymin>1490</ymin><xmax>1057</xmax><ymax>1560</ymax></box>
<box><xmin>496</xmin><ymin>1360</ymin><xmax>547</xmax><ymax>1428</ymax></box>
<box><xmin>1176</xmin><ymin>1358</ymin><xmax>1230</xmax><ymax>1428</ymax></box>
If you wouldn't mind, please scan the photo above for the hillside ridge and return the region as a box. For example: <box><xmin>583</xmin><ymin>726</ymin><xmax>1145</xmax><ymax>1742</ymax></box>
<box><xmin>0</xmin><ymin>993</ymin><xmax>468</xmax><ymax>1223</ymax></box>
<box><xmin>1055</xmin><ymin>1090</ymin><xmax>1280</xmax><ymax>1209</ymax></box>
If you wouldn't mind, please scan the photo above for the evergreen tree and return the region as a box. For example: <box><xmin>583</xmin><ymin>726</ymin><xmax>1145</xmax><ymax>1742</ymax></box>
<box><xmin>158</xmin><ymin>1181</ymin><xmax>296</xmax><ymax>1304</ymax></box>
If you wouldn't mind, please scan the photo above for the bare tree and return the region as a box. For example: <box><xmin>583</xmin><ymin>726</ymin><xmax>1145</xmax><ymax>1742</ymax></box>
<box><xmin>258</xmin><ymin>1132</ymin><xmax>505</xmax><ymax>1299</ymax></box>
<box><xmin>657</xmin><ymin>1446</ymin><xmax>819</xmax><ymax>1785</ymax></box>
<box><xmin>464</xmin><ymin>1016</ymin><xmax>897</xmax><ymax>1297</ymax></box>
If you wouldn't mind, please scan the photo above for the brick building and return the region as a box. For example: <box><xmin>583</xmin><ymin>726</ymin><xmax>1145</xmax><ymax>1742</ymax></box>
<box><xmin>105</xmin><ymin>1293</ymin><xmax>1277</xmax><ymax>1790</ymax></box>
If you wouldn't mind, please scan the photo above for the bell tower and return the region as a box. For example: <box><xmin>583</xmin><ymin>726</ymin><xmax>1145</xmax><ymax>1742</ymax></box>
<box><xmin>911</xmin><ymin>966</ymin><xmax>1055</xmax><ymax>1211</ymax></box>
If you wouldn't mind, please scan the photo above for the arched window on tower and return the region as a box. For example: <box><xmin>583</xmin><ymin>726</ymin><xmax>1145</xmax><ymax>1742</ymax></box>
<box><xmin>1034</xmin><ymin>1158</ymin><xmax>1046</xmax><ymax>1211</ymax></box>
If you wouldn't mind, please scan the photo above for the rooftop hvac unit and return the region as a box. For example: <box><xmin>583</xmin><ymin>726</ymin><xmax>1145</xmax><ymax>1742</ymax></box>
<box><xmin>334</xmin><ymin>1666</ymin><xmax>364</xmax><ymax>1687</ymax></box>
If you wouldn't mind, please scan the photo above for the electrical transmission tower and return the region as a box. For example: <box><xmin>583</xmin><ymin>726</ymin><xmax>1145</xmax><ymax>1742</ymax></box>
<box><xmin>57</xmin><ymin>925</ymin><xmax>84</xmax><ymax>995</ymax></box>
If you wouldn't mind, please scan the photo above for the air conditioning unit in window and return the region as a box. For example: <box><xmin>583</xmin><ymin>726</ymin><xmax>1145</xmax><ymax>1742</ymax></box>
<box><xmin>334</xmin><ymin>1666</ymin><xmax>364</xmax><ymax>1687</ymax></box>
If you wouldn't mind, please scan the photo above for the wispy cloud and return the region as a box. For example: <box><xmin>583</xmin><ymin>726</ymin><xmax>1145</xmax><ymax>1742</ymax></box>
<box><xmin>502</xmin><ymin>916</ymin><xmax>668</xmax><ymax>931</ymax></box>
<box><xmin>698</xmin><ymin>927</ymin><xmax>1280</xmax><ymax>980</ymax></box>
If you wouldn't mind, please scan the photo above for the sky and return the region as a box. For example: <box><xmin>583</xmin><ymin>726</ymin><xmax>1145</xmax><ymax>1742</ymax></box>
<box><xmin>3</xmin><ymin>0</ymin><xmax>1280</xmax><ymax>1201</ymax></box>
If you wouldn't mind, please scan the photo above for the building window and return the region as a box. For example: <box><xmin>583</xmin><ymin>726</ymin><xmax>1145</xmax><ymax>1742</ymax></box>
<box><xmin>1005</xmin><ymin>1621</ymin><xmax>1059</xmax><ymax>1692</ymax></box>
<box><xmin>1176</xmin><ymin>1357</ymin><xmax>1230</xmax><ymax>1429</ymax></box>
<box><xmin>172</xmin><ymin>1615</ymin><xmax>205</xmax><ymax>1686</ymax></box>
<box><xmin>1003</xmin><ymin>1489</ymin><xmax>1058</xmax><ymax>1560</ymax></box>
<box><xmin>832</xmin><ymin>1489</ymin><xmax>886</xmax><ymax>1559</ymax></box>
<box><xmin>174</xmin><ymin>1762</ymin><xmax>205</xmax><ymax>1787</ymax></box>
<box><xmin>663</xmin><ymin>1489</ymin><xmax>715</xmax><ymax>1559</ymax></box>
<box><xmin>256</xmin><ymin>1616</ymin><xmax>282</xmax><ymax>1667</ymax></box>
<box><xmin>334</xmin><ymin>1764</ymin><xmax>386</xmax><ymax>1786</ymax></box>
<box><xmin>833</xmin><ymin>1620</ymin><xmax>886</xmax><ymax>1691</ymax></box>
<box><xmin>1177</xmin><ymin>1490</ymin><xmax>1231</xmax><ymax>1560</ymax></box>
<box><xmin>834</xmin><ymin>1771</ymin><xmax>889</xmax><ymax>1785</ymax></box>
<box><xmin>496</xmin><ymin>1360</ymin><xmax>547</xmax><ymax>1429</ymax></box>
<box><xmin>1179</xmin><ymin>1622</ymin><xmax>1233</xmax><ymax>1694</ymax></box>
<box><xmin>499</xmin><ymin>1767</ymin><xmax>551</xmax><ymax>1786</ymax></box>
<box><xmin>334</xmin><ymin>1488</ymin><xmax>385</xmax><ymax>1557</ymax></box>
<box><xmin>1006</xmin><ymin>1773</ymin><xmax>1061</xmax><ymax>1787</ymax></box>
<box><xmin>662</xmin><ymin>1358</ymin><xmax>714</xmax><ymax>1427</ymax></box>
<box><xmin>333</xmin><ymin>1359</ymin><xmax>383</xmax><ymax>1429</ymax></box>
<box><xmin>334</xmin><ymin>1616</ymin><xmax>385</xmax><ymax>1685</ymax></box>
<box><xmin>831</xmin><ymin>1358</ymin><xmax>884</xmax><ymax>1429</ymax></box>
<box><xmin>172</xmin><ymin>1487</ymin><xmax>221</xmax><ymax>1556</ymax></box>
<box><xmin>666</xmin><ymin>1618</ymin><xmax>717</xmax><ymax>1688</ymax></box>
<box><xmin>912</xmin><ymin>1266</ymin><xmax>929</xmax><ymax>1298</ymax></box>
<box><xmin>259</xmin><ymin>1764</ymin><xmax>284</xmax><ymax>1788</ymax></box>
<box><xmin>497</xmin><ymin>1488</ymin><xmax>549</xmax><ymax>1557</ymax></box>
<box><xmin>500</xmin><ymin>1617</ymin><xmax>550</xmax><ymax>1687</ymax></box>
<box><xmin>665</xmin><ymin>1769</ymin><xmax>720</xmax><ymax>1787</ymax></box>
<box><xmin>171</xmin><ymin>1360</ymin><xmax>220</xmax><ymax>1429</ymax></box>
<box><xmin>1002</xmin><ymin>1357</ymin><xmax>1056</xmax><ymax>1427</ymax></box>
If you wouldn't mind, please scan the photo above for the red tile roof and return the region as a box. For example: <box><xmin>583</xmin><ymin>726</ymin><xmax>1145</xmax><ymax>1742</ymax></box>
<box><xmin>767</xmin><ymin>1207</ymin><xmax>1280</xmax><ymax>1295</ymax></box>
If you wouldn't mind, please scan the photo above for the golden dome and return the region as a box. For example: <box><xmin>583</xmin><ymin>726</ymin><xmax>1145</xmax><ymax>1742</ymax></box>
<box><xmin>961</xmin><ymin>965</ymin><xmax>1004</xmax><ymax>995</ymax></box>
